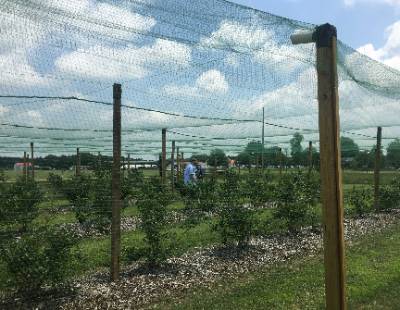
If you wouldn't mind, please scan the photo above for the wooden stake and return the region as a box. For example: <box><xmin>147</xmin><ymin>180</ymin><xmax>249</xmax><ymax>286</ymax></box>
<box><xmin>30</xmin><ymin>142</ymin><xmax>34</xmax><ymax>180</ymax></box>
<box><xmin>76</xmin><ymin>148</ymin><xmax>80</xmax><ymax>176</ymax></box>
<box><xmin>176</xmin><ymin>147</ymin><xmax>180</xmax><ymax>180</ymax></box>
<box><xmin>374</xmin><ymin>126</ymin><xmax>382</xmax><ymax>211</ymax></box>
<box><xmin>111</xmin><ymin>83</ymin><xmax>122</xmax><ymax>282</ymax></box>
<box><xmin>316</xmin><ymin>24</ymin><xmax>346</xmax><ymax>310</ymax></box>
<box><xmin>23</xmin><ymin>151</ymin><xmax>27</xmax><ymax>182</ymax></box>
<box><xmin>308</xmin><ymin>141</ymin><xmax>313</xmax><ymax>173</ymax></box>
<box><xmin>162</xmin><ymin>128</ymin><xmax>167</xmax><ymax>185</ymax></box>
<box><xmin>171</xmin><ymin>141</ymin><xmax>175</xmax><ymax>191</ymax></box>
<box><xmin>261</xmin><ymin>107</ymin><xmax>265</xmax><ymax>171</ymax></box>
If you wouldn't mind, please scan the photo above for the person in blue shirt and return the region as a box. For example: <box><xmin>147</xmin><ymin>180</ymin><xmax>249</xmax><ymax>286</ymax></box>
<box><xmin>184</xmin><ymin>158</ymin><xmax>198</xmax><ymax>185</ymax></box>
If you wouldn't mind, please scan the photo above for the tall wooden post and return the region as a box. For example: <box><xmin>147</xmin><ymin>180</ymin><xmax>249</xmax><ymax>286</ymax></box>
<box><xmin>315</xmin><ymin>24</ymin><xmax>346</xmax><ymax>309</ymax></box>
<box><xmin>23</xmin><ymin>151</ymin><xmax>27</xmax><ymax>181</ymax></box>
<box><xmin>261</xmin><ymin>107</ymin><xmax>265</xmax><ymax>171</ymax></box>
<box><xmin>374</xmin><ymin>126</ymin><xmax>382</xmax><ymax>211</ymax></box>
<box><xmin>171</xmin><ymin>141</ymin><xmax>175</xmax><ymax>191</ymax></box>
<box><xmin>76</xmin><ymin>148</ymin><xmax>81</xmax><ymax>176</ymax></box>
<box><xmin>30</xmin><ymin>142</ymin><xmax>34</xmax><ymax>180</ymax></box>
<box><xmin>308</xmin><ymin>141</ymin><xmax>313</xmax><ymax>173</ymax></box>
<box><xmin>161</xmin><ymin>128</ymin><xmax>167</xmax><ymax>185</ymax></box>
<box><xmin>176</xmin><ymin>147</ymin><xmax>180</xmax><ymax>181</ymax></box>
<box><xmin>111</xmin><ymin>83</ymin><xmax>122</xmax><ymax>282</ymax></box>
<box><xmin>291</xmin><ymin>24</ymin><xmax>346</xmax><ymax>309</ymax></box>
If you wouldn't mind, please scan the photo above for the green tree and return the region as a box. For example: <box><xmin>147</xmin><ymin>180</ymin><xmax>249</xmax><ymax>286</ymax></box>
<box><xmin>290</xmin><ymin>133</ymin><xmax>304</xmax><ymax>166</ymax></box>
<box><xmin>387</xmin><ymin>138</ymin><xmax>400</xmax><ymax>168</ymax></box>
<box><xmin>237</xmin><ymin>151</ymin><xmax>252</xmax><ymax>168</ymax></box>
<box><xmin>207</xmin><ymin>149</ymin><xmax>228</xmax><ymax>167</ymax></box>
<box><xmin>341</xmin><ymin>137</ymin><xmax>359</xmax><ymax>158</ymax></box>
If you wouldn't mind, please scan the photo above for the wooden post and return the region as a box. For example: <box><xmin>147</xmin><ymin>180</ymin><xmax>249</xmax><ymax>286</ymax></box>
<box><xmin>23</xmin><ymin>151</ymin><xmax>27</xmax><ymax>181</ymax></box>
<box><xmin>111</xmin><ymin>83</ymin><xmax>122</xmax><ymax>282</ymax></box>
<box><xmin>76</xmin><ymin>148</ymin><xmax>81</xmax><ymax>176</ymax></box>
<box><xmin>161</xmin><ymin>128</ymin><xmax>167</xmax><ymax>185</ymax></box>
<box><xmin>176</xmin><ymin>147</ymin><xmax>180</xmax><ymax>180</ymax></box>
<box><xmin>315</xmin><ymin>24</ymin><xmax>346</xmax><ymax>309</ymax></box>
<box><xmin>308</xmin><ymin>141</ymin><xmax>313</xmax><ymax>173</ymax></box>
<box><xmin>261</xmin><ymin>107</ymin><xmax>265</xmax><ymax>171</ymax></box>
<box><xmin>171</xmin><ymin>141</ymin><xmax>175</xmax><ymax>191</ymax></box>
<box><xmin>374</xmin><ymin>126</ymin><xmax>382</xmax><ymax>211</ymax></box>
<box><xmin>30</xmin><ymin>142</ymin><xmax>34</xmax><ymax>180</ymax></box>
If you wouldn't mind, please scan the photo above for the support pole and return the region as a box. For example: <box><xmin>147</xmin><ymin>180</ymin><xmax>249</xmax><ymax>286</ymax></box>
<box><xmin>261</xmin><ymin>107</ymin><xmax>265</xmax><ymax>171</ymax></box>
<box><xmin>111</xmin><ymin>83</ymin><xmax>122</xmax><ymax>282</ymax></box>
<box><xmin>308</xmin><ymin>141</ymin><xmax>313</xmax><ymax>173</ymax></box>
<box><xmin>315</xmin><ymin>24</ymin><xmax>346</xmax><ymax>310</ymax></box>
<box><xmin>161</xmin><ymin>128</ymin><xmax>167</xmax><ymax>186</ymax></box>
<box><xmin>76</xmin><ymin>148</ymin><xmax>80</xmax><ymax>176</ymax></box>
<box><xmin>30</xmin><ymin>142</ymin><xmax>34</xmax><ymax>181</ymax></box>
<box><xmin>292</xmin><ymin>23</ymin><xmax>346</xmax><ymax>309</ymax></box>
<box><xmin>171</xmin><ymin>141</ymin><xmax>175</xmax><ymax>191</ymax></box>
<box><xmin>176</xmin><ymin>147</ymin><xmax>180</xmax><ymax>181</ymax></box>
<box><xmin>374</xmin><ymin>126</ymin><xmax>382</xmax><ymax>211</ymax></box>
<box><xmin>23</xmin><ymin>151</ymin><xmax>27</xmax><ymax>181</ymax></box>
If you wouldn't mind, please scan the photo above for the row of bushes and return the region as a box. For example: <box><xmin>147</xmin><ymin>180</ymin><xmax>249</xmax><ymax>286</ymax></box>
<box><xmin>1</xmin><ymin>167</ymin><xmax>400</xmax><ymax>297</ymax></box>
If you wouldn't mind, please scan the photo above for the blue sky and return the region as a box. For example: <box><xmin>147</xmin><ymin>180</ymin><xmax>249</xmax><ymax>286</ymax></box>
<box><xmin>230</xmin><ymin>0</ymin><xmax>400</xmax><ymax>68</ymax></box>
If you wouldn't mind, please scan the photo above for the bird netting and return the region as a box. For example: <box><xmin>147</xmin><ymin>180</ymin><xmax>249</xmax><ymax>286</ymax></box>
<box><xmin>0</xmin><ymin>0</ymin><xmax>399</xmax><ymax>158</ymax></box>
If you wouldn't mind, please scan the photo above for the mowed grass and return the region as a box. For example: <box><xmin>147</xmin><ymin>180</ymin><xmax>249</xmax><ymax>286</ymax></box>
<box><xmin>153</xmin><ymin>224</ymin><xmax>400</xmax><ymax>310</ymax></box>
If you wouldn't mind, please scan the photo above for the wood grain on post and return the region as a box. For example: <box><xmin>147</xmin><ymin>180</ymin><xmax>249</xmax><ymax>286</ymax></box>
<box><xmin>374</xmin><ymin>126</ymin><xmax>382</xmax><ymax>211</ymax></box>
<box><xmin>171</xmin><ymin>141</ymin><xmax>175</xmax><ymax>191</ymax></box>
<box><xmin>316</xmin><ymin>24</ymin><xmax>346</xmax><ymax>310</ymax></box>
<box><xmin>162</xmin><ymin>128</ymin><xmax>167</xmax><ymax>185</ymax></box>
<box><xmin>30</xmin><ymin>142</ymin><xmax>34</xmax><ymax>180</ymax></box>
<box><xmin>76</xmin><ymin>148</ymin><xmax>80</xmax><ymax>176</ymax></box>
<box><xmin>111</xmin><ymin>83</ymin><xmax>122</xmax><ymax>282</ymax></box>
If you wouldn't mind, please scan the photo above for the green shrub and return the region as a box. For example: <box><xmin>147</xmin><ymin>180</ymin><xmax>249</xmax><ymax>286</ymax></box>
<box><xmin>182</xmin><ymin>179</ymin><xmax>217</xmax><ymax>225</ymax></box>
<box><xmin>242</xmin><ymin>171</ymin><xmax>273</xmax><ymax>208</ymax></box>
<box><xmin>62</xmin><ymin>174</ymin><xmax>93</xmax><ymax>225</ymax></box>
<box><xmin>273</xmin><ymin>171</ymin><xmax>320</xmax><ymax>233</ymax></box>
<box><xmin>346</xmin><ymin>186</ymin><xmax>373</xmax><ymax>217</ymax></box>
<box><xmin>378</xmin><ymin>177</ymin><xmax>400</xmax><ymax>210</ymax></box>
<box><xmin>137</xmin><ymin>177</ymin><xmax>171</xmax><ymax>267</ymax></box>
<box><xmin>214</xmin><ymin>169</ymin><xmax>252</xmax><ymax>246</ymax></box>
<box><xmin>0</xmin><ymin>226</ymin><xmax>79</xmax><ymax>296</ymax></box>
<box><xmin>0</xmin><ymin>177</ymin><xmax>43</xmax><ymax>232</ymax></box>
<box><xmin>47</xmin><ymin>173</ymin><xmax>63</xmax><ymax>192</ymax></box>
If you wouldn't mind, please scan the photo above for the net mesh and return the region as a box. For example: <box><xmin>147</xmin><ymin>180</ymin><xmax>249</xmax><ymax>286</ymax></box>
<box><xmin>0</xmin><ymin>0</ymin><xmax>399</xmax><ymax>157</ymax></box>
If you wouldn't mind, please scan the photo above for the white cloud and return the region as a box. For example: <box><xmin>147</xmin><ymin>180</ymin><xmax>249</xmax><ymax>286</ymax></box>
<box><xmin>357</xmin><ymin>20</ymin><xmax>400</xmax><ymax>70</ymax></box>
<box><xmin>202</xmin><ymin>21</ymin><xmax>274</xmax><ymax>52</ymax></box>
<box><xmin>55</xmin><ymin>39</ymin><xmax>191</xmax><ymax>80</ymax></box>
<box><xmin>196</xmin><ymin>70</ymin><xmax>229</xmax><ymax>94</ymax></box>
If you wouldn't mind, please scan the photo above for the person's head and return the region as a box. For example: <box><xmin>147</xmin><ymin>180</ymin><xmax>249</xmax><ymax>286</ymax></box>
<box><xmin>191</xmin><ymin>158</ymin><xmax>198</xmax><ymax>165</ymax></box>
